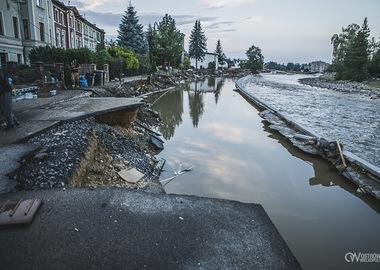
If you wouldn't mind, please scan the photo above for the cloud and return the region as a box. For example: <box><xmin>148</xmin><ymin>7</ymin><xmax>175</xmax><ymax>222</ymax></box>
<box><xmin>200</xmin><ymin>0</ymin><xmax>256</xmax><ymax>9</ymax></box>
<box><xmin>207</xmin><ymin>21</ymin><xmax>233</xmax><ymax>29</ymax></box>
<box><xmin>244</xmin><ymin>16</ymin><xmax>264</xmax><ymax>23</ymax></box>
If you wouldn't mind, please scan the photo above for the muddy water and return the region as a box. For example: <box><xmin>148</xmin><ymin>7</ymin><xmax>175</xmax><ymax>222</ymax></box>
<box><xmin>149</xmin><ymin>77</ymin><xmax>380</xmax><ymax>270</ymax></box>
<box><xmin>243</xmin><ymin>74</ymin><xmax>380</xmax><ymax>167</ymax></box>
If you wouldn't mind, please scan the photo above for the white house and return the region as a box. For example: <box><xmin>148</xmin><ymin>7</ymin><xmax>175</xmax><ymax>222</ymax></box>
<box><xmin>191</xmin><ymin>52</ymin><xmax>218</xmax><ymax>70</ymax></box>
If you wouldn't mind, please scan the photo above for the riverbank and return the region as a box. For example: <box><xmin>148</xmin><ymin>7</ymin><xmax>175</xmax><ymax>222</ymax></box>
<box><xmin>236</xmin><ymin>75</ymin><xmax>380</xmax><ymax>201</ymax></box>
<box><xmin>299</xmin><ymin>75</ymin><xmax>380</xmax><ymax>98</ymax></box>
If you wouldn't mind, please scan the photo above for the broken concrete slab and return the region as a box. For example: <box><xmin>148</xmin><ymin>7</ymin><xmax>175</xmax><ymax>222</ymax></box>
<box><xmin>0</xmin><ymin>188</ymin><xmax>300</xmax><ymax>269</ymax></box>
<box><xmin>118</xmin><ymin>168</ymin><xmax>144</xmax><ymax>183</ymax></box>
<box><xmin>0</xmin><ymin>91</ymin><xmax>144</xmax><ymax>146</ymax></box>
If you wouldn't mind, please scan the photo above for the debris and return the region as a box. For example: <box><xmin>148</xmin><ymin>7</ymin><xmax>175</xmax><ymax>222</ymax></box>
<box><xmin>179</xmin><ymin>217</ymin><xmax>184</xmax><ymax>221</ymax></box>
<box><xmin>174</xmin><ymin>162</ymin><xmax>182</xmax><ymax>176</ymax></box>
<box><xmin>0</xmin><ymin>199</ymin><xmax>43</xmax><ymax>227</ymax></box>
<box><xmin>336</xmin><ymin>140</ymin><xmax>347</xmax><ymax>168</ymax></box>
<box><xmin>118</xmin><ymin>167</ymin><xmax>144</xmax><ymax>183</ymax></box>
<box><xmin>160</xmin><ymin>164</ymin><xmax>195</xmax><ymax>187</ymax></box>
<box><xmin>74</xmin><ymin>228</ymin><xmax>79</xmax><ymax>232</ymax></box>
<box><xmin>152</xmin><ymin>158</ymin><xmax>166</xmax><ymax>177</ymax></box>
<box><xmin>150</xmin><ymin>134</ymin><xmax>164</xmax><ymax>150</ymax></box>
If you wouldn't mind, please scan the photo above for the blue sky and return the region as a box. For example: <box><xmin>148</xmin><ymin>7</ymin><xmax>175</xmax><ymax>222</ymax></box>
<box><xmin>67</xmin><ymin>0</ymin><xmax>380</xmax><ymax>63</ymax></box>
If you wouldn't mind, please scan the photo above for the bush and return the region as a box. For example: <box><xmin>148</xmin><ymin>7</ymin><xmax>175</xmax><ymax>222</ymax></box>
<box><xmin>95</xmin><ymin>50</ymin><xmax>112</xmax><ymax>70</ymax></box>
<box><xmin>208</xmin><ymin>61</ymin><xmax>216</xmax><ymax>70</ymax></box>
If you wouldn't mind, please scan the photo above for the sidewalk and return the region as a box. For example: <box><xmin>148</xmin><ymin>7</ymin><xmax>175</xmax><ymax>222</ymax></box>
<box><xmin>0</xmin><ymin>188</ymin><xmax>300</xmax><ymax>269</ymax></box>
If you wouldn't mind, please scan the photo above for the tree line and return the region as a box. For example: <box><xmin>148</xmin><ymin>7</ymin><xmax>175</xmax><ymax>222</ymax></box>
<box><xmin>29</xmin><ymin>2</ymin><xmax>265</xmax><ymax>77</ymax></box>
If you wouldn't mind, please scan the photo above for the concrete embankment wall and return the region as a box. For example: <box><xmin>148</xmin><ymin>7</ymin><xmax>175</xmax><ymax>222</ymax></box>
<box><xmin>235</xmin><ymin>76</ymin><xmax>380</xmax><ymax>198</ymax></box>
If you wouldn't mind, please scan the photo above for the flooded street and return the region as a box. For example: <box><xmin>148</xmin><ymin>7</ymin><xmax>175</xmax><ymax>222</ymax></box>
<box><xmin>242</xmin><ymin>74</ymin><xmax>380</xmax><ymax>167</ymax></box>
<box><xmin>149</xmin><ymin>77</ymin><xmax>380</xmax><ymax>270</ymax></box>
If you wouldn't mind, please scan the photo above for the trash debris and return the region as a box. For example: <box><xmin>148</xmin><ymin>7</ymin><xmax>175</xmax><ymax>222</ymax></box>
<box><xmin>150</xmin><ymin>134</ymin><xmax>164</xmax><ymax>150</ymax></box>
<box><xmin>179</xmin><ymin>217</ymin><xmax>184</xmax><ymax>221</ymax></box>
<box><xmin>50</xmin><ymin>90</ymin><xmax>57</xmax><ymax>96</ymax></box>
<box><xmin>74</xmin><ymin>228</ymin><xmax>79</xmax><ymax>232</ymax></box>
<box><xmin>174</xmin><ymin>162</ymin><xmax>182</xmax><ymax>176</ymax></box>
<box><xmin>152</xmin><ymin>158</ymin><xmax>166</xmax><ymax>177</ymax></box>
<box><xmin>118</xmin><ymin>167</ymin><xmax>144</xmax><ymax>183</ymax></box>
<box><xmin>160</xmin><ymin>163</ymin><xmax>195</xmax><ymax>187</ymax></box>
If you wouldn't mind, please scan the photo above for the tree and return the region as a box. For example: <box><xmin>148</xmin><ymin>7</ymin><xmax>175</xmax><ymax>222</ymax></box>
<box><xmin>189</xmin><ymin>20</ymin><xmax>207</xmax><ymax>69</ymax></box>
<box><xmin>341</xmin><ymin>18</ymin><xmax>370</xmax><ymax>81</ymax></box>
<box><xmin>245</xmin><ymin>45</ymin><xmax>264</xmax><ymax>73</ymax></box>
<box><xmin>156</xmin><ymin>15</ymin><xmax>184</xmax><ymax>67</ymax></box>
<box><xmin>117</xmin><ymin>3</ymin><xmax>148</xmax><ymax>54</ymax></box>
<box><xmin>215</xmin><ymin>39</ymin><xmax>226</xmax><ymax>65</ymax></box>
<box><xmin>331</xmin><ymin>18</ymin><xmax>371</xmax><ymax>81</ymax></box>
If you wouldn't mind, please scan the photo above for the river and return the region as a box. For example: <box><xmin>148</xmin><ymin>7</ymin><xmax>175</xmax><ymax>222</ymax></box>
<box><xmin>148</xmin><ymin>76</ymin><xmax>380</xmax><ymax>270</ymax></box>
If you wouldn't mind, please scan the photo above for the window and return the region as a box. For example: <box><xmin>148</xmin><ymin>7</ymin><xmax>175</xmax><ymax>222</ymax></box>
<box><xmin>0</xmin><ymin>53</ymin><xmax>8</xmax><ymax>68</ymax></box>
<box><xmin>60</xmin><ymin>12</ymin><xmax>63</xmax><ymax>24</ymax></box>
<box><xmin>37</xmin><ymin>0</ymin><xmax>43</xmax><ymax>8</ymax></box>
<box><xmin>23</xmin><ymin>19</ymin><xmax>30</xmax><ymax>40</ymax></box>
<box><xmin>13</xmin><ymin>17</ymin><xmax>19</xmax><ymax>38</ymax></box>
<box><xmin>55</xmin><ymin>10</ymin><xmax>58</xmax><ymax>22</ymax></box>
<box><xmin>62</xmin><ymin>30</ymin><xmax>66</xmax><ymax>48</ymax></box>
<box><xmin>56</xmin><ymin>29</ymin><xmax>60</xmax><ymax>47</ymax></box>
<box><xmin>17</xmin><ymin>54</ymin><xmax>22</xmax><ymax>64</ymax></box>
<box><xmin>0</xmin><ymin>12</ymin><xmax>4</xmax><ymax>35</ymax></box>
<box><xmin>39</xmin><ymin>22</ymin><xmax>45</xmax><ymax>42</ymax></box>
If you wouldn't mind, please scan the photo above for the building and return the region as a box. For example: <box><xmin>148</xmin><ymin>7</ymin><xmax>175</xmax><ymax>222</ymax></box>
<box><xmin>82</xmin><ymin>20</ymin><xmax>105</xmax><ymax>52</ymax></box>
<box><xmin>0</xmin><ymin>0</ymin><xmax>24</xmax><ymax>66</ymax></box>
<box><xmin>0</xmin><ymin>0</ymin><xmax>55</xmax><ymax>65</ymax></box>
<box><xmin>190</xmin><ymin>52</ymin><xmax>218</xmax><ymax>70</ymax></box>
<box><xmin>310</xmin><ymin>61</ymin><xmax>329</xmax><ymax>73</ymax></box>
<box><xmin>52</xmin><ymin>1</ymin><xmax>104</xmax><ymax>52</ymax></box>
<box><xmin>0</xmin><ymin>0</ymin><xmax>104</xmax><ymax>67</ymax></box>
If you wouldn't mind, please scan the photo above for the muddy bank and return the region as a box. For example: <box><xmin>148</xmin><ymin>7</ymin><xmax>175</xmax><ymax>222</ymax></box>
<box><xmin>299</xmin><ymin>77</ymin><xmax>380</xmax><ymax>98</ymax></box>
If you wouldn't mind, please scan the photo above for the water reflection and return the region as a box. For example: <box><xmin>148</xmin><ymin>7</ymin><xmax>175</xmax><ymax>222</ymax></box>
<box><xmin>188</xmin><ymin>91</ymin><xmax>204</xmax><ymax>128</ymax></box>
<box><xmin>263</xmin><ymin>122</ymin><xmax>380</xmax><ymax>215</ymax></box>
<box><xmin>152</xmin><ymin>77</ymin><xmax>380</xmax><ymax>270</ymax></box>
<box><xmin>154</xmin><ymin>88</ymin><xmax>184</xmax><ymax>140</ymax></box>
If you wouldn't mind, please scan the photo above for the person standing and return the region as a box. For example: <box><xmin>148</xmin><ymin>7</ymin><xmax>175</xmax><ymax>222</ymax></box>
<box><xmin>69</xmin><ymin>59</ymin><xmax>80</xmax><ymax>88</ymax></box>
<box><xmin>0</xmin><ymin>69</ymin><xmax>19</xmax><ymax>131</ymax></box>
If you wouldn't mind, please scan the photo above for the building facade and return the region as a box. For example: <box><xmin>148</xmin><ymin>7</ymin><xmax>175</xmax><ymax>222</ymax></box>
<box><xmin>0</xmin><ymin>0</ymin><xmax>104</xmax><ymax>67</ymax></box>
<box><xmin>0</xmin><ymin>0</ymin><xmax>26</xmax><ymax>66</ymax></box>
<box><xmin>52</xmin><ymin>1</ymin><xmax>104</xmax><ymax>52</ymax></box>
<box><xmin>310</xmin><ymin>61</ymin><xmax>329</xmax><ymax>73</ymax></box>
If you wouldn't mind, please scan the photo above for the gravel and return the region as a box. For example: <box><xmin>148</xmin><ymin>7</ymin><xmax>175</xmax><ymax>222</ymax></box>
<box><xmin>9</xmin><ymin>107</ymin><xmax>161</xmax><ymax>191</ymax></box>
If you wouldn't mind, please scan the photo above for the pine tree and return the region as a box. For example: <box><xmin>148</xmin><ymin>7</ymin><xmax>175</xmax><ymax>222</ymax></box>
<box><xmin>331</xmin><ymin>18</ymin><xmax>371</xmax><ymax>81</ymax></box>
<box><xmin>189</xmin><ymin>20</ymin><xmax>207</xmax><ymax>69</ymax></box>
<box><xmin>117</xmin><ymin>3</ymin><xmax>148</xmax><ymax>54</ymax></box>
<box><xmin>157</xmin><ymin>14</ymin><xmax>184</xmax><ymax>67</ymax></box>
<box><xmin>215</xmin><ymin>40</ymin><xmax>226</xmax><ymax>65</ymax></box>
<box><xmin>341</xmin><ymin>18</ymin><xmax>370</xmax><ymax>81</ymax></box>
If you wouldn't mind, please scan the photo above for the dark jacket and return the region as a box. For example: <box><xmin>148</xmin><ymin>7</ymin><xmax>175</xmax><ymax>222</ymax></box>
<box><xmin>0</xmin><ymin>69</ymin><xmax>13</xmax><ymax>95</ymax></box>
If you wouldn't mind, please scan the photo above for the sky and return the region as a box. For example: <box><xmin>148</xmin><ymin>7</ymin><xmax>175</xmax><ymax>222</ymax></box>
<box><xmin>66</xmin><ymin>0</ymin><xmax>380</xmax><ymax>64</ymax></box>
